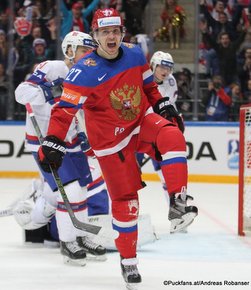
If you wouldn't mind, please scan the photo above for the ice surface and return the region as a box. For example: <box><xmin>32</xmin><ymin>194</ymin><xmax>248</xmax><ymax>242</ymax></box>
<box><xmin>0</xmin><ymin>179</ymin><xmax>251</xmax><ymax>290</ymax></box>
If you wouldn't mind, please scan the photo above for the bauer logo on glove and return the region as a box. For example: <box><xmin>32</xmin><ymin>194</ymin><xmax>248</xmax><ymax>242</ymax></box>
<box><xmin>42</xmin><ymin>140</ymin><xmax>66</xmax><ymax>153</ymax></box>
<box><xmin>158</xmin><ymin>99</ymin><xmax>171</xmax><ymax>111</ymax></box>
<box><xmin>38</xmin><ymin>135</ymin><xmax>66</xmax><ymax>172</ymax></box>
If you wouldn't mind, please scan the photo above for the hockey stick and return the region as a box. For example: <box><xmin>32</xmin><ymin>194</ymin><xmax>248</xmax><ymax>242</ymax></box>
<box><xmin>25</xmin><ymin>103</ymin><xmax>116</xmax><ymax>238</ymax></box>
<box><xmin>0</xmin><ymin>190</ymin><xmax>34</xmax><ymax>218</ymax></box>
<box><xmin>140</xmin><ymin>156</ymin><xmax>150</xmax><ymax>167</ymax></box>
<box><xmin>0</xmin><ymin>208</ymin><xmax>13</xmax><ymax>217</ymax></box>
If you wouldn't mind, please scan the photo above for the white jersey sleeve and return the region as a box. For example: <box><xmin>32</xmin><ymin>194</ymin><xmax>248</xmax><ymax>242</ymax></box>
<box><xmin>15</xmin><ymin>82</ymin><xmax>46</xmax><ymax>105</ymax></box>
<box><xmin>14</xmin><ymin>60</ymin><xmax>70</xmax><ymax>152</ymax></box>
<box><xmin>15</xmin><ymin>60</ymin><xmax>69</xmax><ymax>105</ymax></box>
<box><xmin>157</xmin><ymin>74</ymin><xmax>178</xmax><ymax>107</ymax></box>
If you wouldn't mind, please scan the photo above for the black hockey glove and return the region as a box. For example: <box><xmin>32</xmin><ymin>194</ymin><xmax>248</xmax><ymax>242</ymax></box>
<box><xmin>38</xmin><ymin>135</ymin><xmax>66</xmax><ymax>172</ymax></box>
<box><xmin>153</xmin><ymin>97</ymin><xmax>185</xmax><ymax>133</ymax></box>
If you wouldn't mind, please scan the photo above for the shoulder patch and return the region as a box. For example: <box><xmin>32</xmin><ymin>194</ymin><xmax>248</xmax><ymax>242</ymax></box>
<box><xmin>83</xmin><ymin>58</ymin><xmax>97</xmax><ymax>66</ymax></box>
<box><xmin>122</xmin><ymin>43</ymin><xmax>135</xmax><ymax>49</ymax></box>
<box><xmin>169</xmin><ymin>78</ymin><xmax>175</xmax><ymax>86</ymax></box>
<box><xmin>61</xmin><ymin>88</ymin><xmax>81</xmax><ymax>105</ymax></box>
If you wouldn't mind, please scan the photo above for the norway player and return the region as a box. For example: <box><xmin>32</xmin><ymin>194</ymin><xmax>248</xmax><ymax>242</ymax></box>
<box><xmin>37</xmin><ymin>8</ymin><xmax>198</xmax><ymax>289</ymax></box>
<box><xmin>15</xmin><ymin>31</ymin><xmax>108</xmax><ymax>266</ymax></box>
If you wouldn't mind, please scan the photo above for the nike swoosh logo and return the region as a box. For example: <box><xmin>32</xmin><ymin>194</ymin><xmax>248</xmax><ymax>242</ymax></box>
<box><xmin>155</xmin><ymin>120</ymin><xmax>162</xmax><ymax>124</ymax></box>
<box><xmin>98</xmin><ymin>73</ymin><xmax>107</xmax><ymax>81</ymax></box>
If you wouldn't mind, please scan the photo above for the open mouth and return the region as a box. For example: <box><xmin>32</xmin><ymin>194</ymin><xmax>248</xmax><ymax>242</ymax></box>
<box><xmin>107</xmin><ymin>42</ymin><xmax>116</xmax><ymax>48</ymax></box>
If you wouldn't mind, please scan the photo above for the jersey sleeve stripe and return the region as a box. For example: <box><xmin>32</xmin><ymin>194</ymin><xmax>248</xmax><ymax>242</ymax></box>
<box><xmin>143</xmin><ymin>69</ymin><xmax>154</xmax><ymax>85</ymax></box>
<box><xmin>143</xmin><ymin>68</ymin><xmax>153</xmax><ymax>80</ymax></box>
<box><xmin>162</xmin><ymin>151</ymin><xmax>187</xmax><ymax>160</ymax></box>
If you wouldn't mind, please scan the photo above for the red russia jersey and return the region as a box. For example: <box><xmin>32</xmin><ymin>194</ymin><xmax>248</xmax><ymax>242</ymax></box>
<box><xmin>48</xmin><ymin>43</ymin><xmax>162</xmax><ymax>156</ymax></box>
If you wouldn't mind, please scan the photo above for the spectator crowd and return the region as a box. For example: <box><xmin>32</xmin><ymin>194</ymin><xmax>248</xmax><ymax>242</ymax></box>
<box><xmin>199</xmin><ymin>0</ymin><xmax>251</xmax><ymax>121</ymax></box>
<box><xmin>0</xmin><ymin>0</ymin><xmax>149</xmax><ymax>120</ymax></box>
<box><xmin>0</xmin><ymin>0</ymin><xmax>250</xmax><ymax>122</ymax></box>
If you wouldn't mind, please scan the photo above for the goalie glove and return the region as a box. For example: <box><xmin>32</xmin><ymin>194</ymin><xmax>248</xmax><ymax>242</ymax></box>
<box><xmin>38</xmin><ymin>135</ymin><xmax>66</xmax><ymax>172</ymax></box>
<box><xmin>153</xmin><ymin>97</ymin><xmax>185</xmax><ymax>133</ymax></box>
<box><xmin>39</xmin><ymin>77</ymin><xmax>64</xmax><ymax>103</ymax></box>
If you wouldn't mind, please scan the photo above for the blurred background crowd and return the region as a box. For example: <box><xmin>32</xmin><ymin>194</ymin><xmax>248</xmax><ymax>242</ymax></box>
<box><xmin>0</xmin><ymin>0</ymin><xmax>250</xmax><ymax>122</ymax></box>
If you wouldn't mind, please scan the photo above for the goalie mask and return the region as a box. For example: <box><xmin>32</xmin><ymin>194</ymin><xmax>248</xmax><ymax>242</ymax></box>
<box><xmin>61</xmin><ymin>31</ymin><xmax>95</xmax><ymax>60</ymax></box>
<box><xmin>150</xmin><ymin>51</ymin><xmax>174</xmax><ymax>73</ymax></box>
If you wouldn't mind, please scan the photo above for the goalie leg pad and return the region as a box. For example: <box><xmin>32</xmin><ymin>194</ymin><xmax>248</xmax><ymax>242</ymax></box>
<box><xmin>13</xmin><ymin>199</ymin><xmax>45</xmax><ymax>230</ymax></box>
<box><xmin>87</xmin><ymin>214</ymin><xmax>156</xmax><ymax>250</ymax></box>
<box><xmin>13</xmin><ymin>200</ymin><xmax>34</xmax><ymax>229</ymax></box>
<box><xmin>31</xmin><ymin>195</ymin><xmax>56</xmax><ymax>225</ymax></box>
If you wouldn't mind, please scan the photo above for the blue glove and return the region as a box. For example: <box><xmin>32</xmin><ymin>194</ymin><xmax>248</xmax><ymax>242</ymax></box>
<box><xmin>39</xmin><ymin>77</ymin><xmax>64</xmax><ymax>102</ymax></box>
<box><xmin>78</xmin><ymin>132</ymin><xmax>91</xmax><ymax>152</ymax></box>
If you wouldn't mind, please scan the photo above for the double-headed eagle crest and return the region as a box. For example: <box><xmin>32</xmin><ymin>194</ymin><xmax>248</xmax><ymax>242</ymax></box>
<box><xmin>110</xmin><ymin>84</ymin><xmax>141</xmax><ymax>121</ymax></box>
<box><xmin>83</xmin><ymin>58</ymin><xmax>97</xmax><ymax>66</ymax></box>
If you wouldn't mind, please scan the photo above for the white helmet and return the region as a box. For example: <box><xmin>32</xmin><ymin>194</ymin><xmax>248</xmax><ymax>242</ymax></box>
<box><xmin>61</xmin><ymin>31</ymin><xmax>96</xmax><ymax>60</ymax></box>
<box><xmin>150</xmin><ymin>51</ymin><xmax>174</xmax><ymax>73</ymax></box>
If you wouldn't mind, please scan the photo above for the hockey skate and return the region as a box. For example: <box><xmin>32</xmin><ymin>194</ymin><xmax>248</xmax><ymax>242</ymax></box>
<box><xmin>169</xmin><ymin>193</ymin><xmax>198</xmax><ymax>234</ymax></box>
<box><xmin>76</xmin><ymin>236</ymin><xmax>107</xmax><ymax>261</ymax></box>
<box><xmin>60</xmin><ymin>241</ymin><xmax>86</xmax><ymax>266</ymax></box>
<box><xmin>121</xmin><ymin>257</ymin><xmax>142</xmax><ymax>290</ymax></box>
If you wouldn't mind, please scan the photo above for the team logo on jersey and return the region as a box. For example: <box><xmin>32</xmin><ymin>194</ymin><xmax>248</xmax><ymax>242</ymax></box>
<box><xmin>110</xmin><ymin>84</ymin><xmax>141</xmax><ymax>121</ymax></box>
<box><xmin>169</xmin><ymin>78</ymin><xmax>175</xmax><ymax>86</ymax></box>
<box><xmin>61</xmin><ymin>88</ymin><xmax>81</xmax><ymax>105</ymax></box>
<box><xmin>128</xmin><ymin>199</ymin><xmax>139</xmax><ymax>216</ymax></box>
<box><xmin>122</xmin><ymin>42</ymin><xmax>134</xmax><ymax>48</ymax></box>
<box><xmin>83</xmin><ymin>58</ymin><xmax>97</xmax><ymax>66</ymax></box>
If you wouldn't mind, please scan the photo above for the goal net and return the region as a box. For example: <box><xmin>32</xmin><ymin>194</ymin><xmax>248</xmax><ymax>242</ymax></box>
<box><xmin>239</xmin><ymin>104</ymin><xmax>251</xmax><ymax>235</ymax></box>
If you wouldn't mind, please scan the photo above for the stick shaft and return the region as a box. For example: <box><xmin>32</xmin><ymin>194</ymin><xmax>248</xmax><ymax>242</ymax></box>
<box><xmin>25</xmin><ymin>103</ymin><xmax>101</xmax><ymax>235</ymax></box>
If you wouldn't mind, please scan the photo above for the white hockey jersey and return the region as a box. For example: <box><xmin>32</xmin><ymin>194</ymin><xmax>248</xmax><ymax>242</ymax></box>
<box><xmin>158</xmin><ymin>74</ymin><xmax>178</xmax><ymax>108</ymax></box>
<box><xmin>15</xmin><ymin>60</ymin><xmax>78</xmax><ymax>152</ymax></box>
<box><xmin>157</xmin><ymin>74</ymin><xmax>178</xmax><ymax>108</ymax></box>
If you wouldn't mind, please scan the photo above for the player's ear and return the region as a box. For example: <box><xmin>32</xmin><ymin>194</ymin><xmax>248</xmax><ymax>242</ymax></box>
<box><xmin>121</xmin><ymin>27</ymin><xmax>126</xmax><ymax>41</ymax></box>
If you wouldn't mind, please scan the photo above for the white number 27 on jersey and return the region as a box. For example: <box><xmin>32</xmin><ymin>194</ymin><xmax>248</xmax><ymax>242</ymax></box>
<box><xmin>65</xmin><ymin>68</ymin><xmax>81</xmax><ymax>82</ymax></box>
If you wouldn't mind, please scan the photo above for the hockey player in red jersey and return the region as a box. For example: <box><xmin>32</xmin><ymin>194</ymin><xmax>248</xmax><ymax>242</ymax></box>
<box><xmin>137</xmin><ymin>51</ymin><xmax>195</xmax><ymax>234</ymax></box>
<box><xmin>37</xmin><ymin>8</ymin><xmax>198</xmax><ymax>288</ymax></box>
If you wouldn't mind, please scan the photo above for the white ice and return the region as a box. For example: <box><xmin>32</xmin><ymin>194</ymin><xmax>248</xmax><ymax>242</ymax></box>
<box><xmin>0</xmin><ymin>179</ymin><xmax>251</xmax><ymax>290</ymax></box>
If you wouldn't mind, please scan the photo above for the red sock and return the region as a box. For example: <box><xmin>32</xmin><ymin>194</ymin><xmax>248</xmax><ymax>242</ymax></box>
<box><xmin>112</xmin><ymin>198</ymin><xmax>139</xmax><ymax>258</ymax></box>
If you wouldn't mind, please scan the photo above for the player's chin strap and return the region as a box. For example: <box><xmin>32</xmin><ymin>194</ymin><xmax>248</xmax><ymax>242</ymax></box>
<box><xmin>25</xmin><ymin>103</ymin><xmax>118</xmax><ymax>241</ymax></box>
